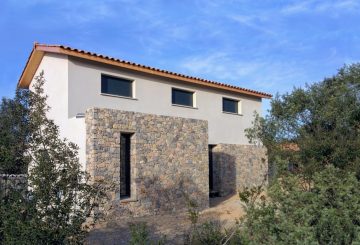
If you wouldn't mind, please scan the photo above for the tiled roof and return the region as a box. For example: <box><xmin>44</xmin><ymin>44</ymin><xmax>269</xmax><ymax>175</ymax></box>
<box><xmin>18</xmin><ymin>43</ymin><xmax>272</xmax><ymax>99</ymax></box>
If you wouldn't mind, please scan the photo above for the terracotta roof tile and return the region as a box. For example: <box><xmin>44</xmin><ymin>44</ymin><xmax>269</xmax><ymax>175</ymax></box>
<box><xmin>19</xmin><ymin>43</ymin><xmax>272</xmax><ymax>99</ymax></box>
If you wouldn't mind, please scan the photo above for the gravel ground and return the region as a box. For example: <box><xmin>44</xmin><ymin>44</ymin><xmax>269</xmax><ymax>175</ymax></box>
<box><xmin>87</xmin><ymin>194</ymin><xmax>244</xmax><ymax>245</ymax></box>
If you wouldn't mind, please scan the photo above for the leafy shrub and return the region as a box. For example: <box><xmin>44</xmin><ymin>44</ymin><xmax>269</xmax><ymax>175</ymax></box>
<box><xmin>238</xmin><ymin>166</ymin><xmax>360</xmax><ymax>244</ymax></box>
<box><xmin>184</xmin><ymin>197</ymin><xmax>248</xmax><ymax>245</ymax></box>
<box><xmin>129</xmin><ymin>222</ymin><xmax>166</xmax><ymax>245</ymax></box>
<box><xmin>189</xmin><ymin>221</ymin><xmax>224</xmax><ymax>245</ymax></box>
<box><xmin>129</xmin><ymin>222</ymin><xmax>151</xmax><ymax>245</ymax></box>
<box><xmin>0</xmin><ymin>72</ymin><xmax>109</xmax><ymax>244</ymax></box>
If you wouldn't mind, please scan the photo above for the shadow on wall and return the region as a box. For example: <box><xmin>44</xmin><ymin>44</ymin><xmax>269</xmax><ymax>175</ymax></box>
<box><xmin>212</xmin><ymin>152</ymin><xmax>237</xmax><ymax>197</ymax></box>
<box><xmin>108</xmin><ymin>173</ymin><xmax>209</xmax><ymax>218</ymax></box>
<box><xmin>87</xmin><ymin>175</ymin><xmax>208</xmax><ymax>244</ymax></box>
<box><xmin>138</xmin><ymin>173</ymin><xmax>208</xmax><ymax>213</ymax></box>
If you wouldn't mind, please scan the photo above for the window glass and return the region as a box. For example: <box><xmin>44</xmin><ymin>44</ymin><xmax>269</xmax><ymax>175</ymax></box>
<box><xmin>223</xmin><ymin>98</ymin><xmax>238</xmax><ymax>113</ymax></box>
<box><xmin>172</xmin><ymin>88</ymin><xmax>194</xmax><ymax>107</ymax></box>
<box><xmin>101</xmin><ymin>75</ymin><xmax>133</xmax><ymax>97</ymax></box>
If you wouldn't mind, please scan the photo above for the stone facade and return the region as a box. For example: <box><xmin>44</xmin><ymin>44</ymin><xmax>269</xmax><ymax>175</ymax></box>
<box><xmin>212</xmin><ymin>144</ymin><xmax>268</xmax><ymax>196</ymax></box>
<box><xmin>86</xmin><ymin>108</ymin><xmax>209</xmax><ymax>217</ymax></box>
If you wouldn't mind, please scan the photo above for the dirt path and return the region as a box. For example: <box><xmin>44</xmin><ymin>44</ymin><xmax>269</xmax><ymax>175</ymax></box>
<box><xmin>87</xmin><ymin>194</ymin><xmax>244</xmax><ymax>244</ymax></box>
<box><xmin>204</xmin><ymin>194</ymin><xmax>245</xmax><ymax>225</ymax></box>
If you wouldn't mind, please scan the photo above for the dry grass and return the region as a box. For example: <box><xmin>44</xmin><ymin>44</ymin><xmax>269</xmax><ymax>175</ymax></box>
<box><xmin>87</xmin><ymin>194</ymin><xmax>245</xmax><ymax>244</ymax></box>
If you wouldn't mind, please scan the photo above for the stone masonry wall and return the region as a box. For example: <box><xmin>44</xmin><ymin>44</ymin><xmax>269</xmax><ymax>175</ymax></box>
<box><xmin>212</xmin><ymin>144</ymin><xmax>267</xmax><ymax>197</ymax></box>
<box><xmin>86</xmin><ymin>108</ymin><xmax>209</xmax><ymax>217</ymax></box>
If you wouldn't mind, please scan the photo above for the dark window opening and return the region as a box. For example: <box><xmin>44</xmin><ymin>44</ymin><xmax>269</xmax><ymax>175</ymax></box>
<box><xmin>209</xmin><ymin>145</ymin><xmax>218</xmax><ymax>198</ymax></box>
<box><xmin>120</xmin><ymin>133</ymin><xmax>132</xmax><ymax>198</ymax></box>
<box><xmin>172</xmin><ymin>88</ymin><xmax>194</xmax><ymax>107</ymax></box>
<box><xmin>223</xmin><ymin>98</ymin><xmax>238</xmax><ymax>114</ymax></box>
<box><xmin>101</xmin><ymin>74</ymin><xmax>133</xmax><ymax>98</ymax></box>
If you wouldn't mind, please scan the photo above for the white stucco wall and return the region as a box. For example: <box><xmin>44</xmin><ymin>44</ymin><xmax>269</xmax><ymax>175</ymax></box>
<box><xmin>30</xmin><ymin>53</ymin><xmax>86</xmax><ymax>169</ymax></box>
<box><xmin>67</xmin><ymin>56</ymin><xmax>262</xmax><ymax>145</ymax></box>
<box><xmin>29</xmin><ymin>53</ymin><xmax>263</xmax><ymax>169</ymax></box>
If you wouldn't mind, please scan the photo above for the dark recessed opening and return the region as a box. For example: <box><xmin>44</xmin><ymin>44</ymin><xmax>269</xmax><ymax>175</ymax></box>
<box><xmin>223</xmin><ymin>98</ymin><xmax>238</xmax><ymax>114</ymax></box>
<box><xmin>120</xmin><ymin>133</ymin><xmax>132</xmax><ymax>198</ymax></box>
<box><xmin>209</xmin><ymin>144</ymin><xmax>219</xmax><ymax>198</ymax></box>
<box><xmin>101</xmin><ymin>74</ymin><xmax>133</xmax><ymax>98</ymax></box>
<box><xmin>172</xmin><ymin>88</ymin><xmax>194</xmax><ymax>107</ymax></box>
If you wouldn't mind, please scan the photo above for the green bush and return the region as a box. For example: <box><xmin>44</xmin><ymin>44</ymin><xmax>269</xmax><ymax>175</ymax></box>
<box><xmin>129</xmin><ymin>222</ymin><xmax>166</xmax><ymax>245</ymax></box>
<box><xmin>187</xmin><ymin>221</ymin><xmax>223</xmax><ymax>245</ymax></box>
<box><xmin>0</xmin><ymin>72</ymin><xmax>108</xmax><ymax>244</ymax></box>
<box><xmin>241</xmin><ymin>63</ymin><xmax>360</xmax><ymax>244</ymax></box>
<box><xmin>129</xmin><ymin>222</ymin><xmax>151</xmax><ymax>245</ymax></box>
<box><xmin>238</xmin><ymin>166</ymin><xmax>360</xmax><ymax>244</ymax></box>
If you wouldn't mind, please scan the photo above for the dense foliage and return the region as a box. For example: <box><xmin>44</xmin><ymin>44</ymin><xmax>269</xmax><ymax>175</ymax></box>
<box><xmin>246</xmin><ymin>64</ymin><xmax>360</xmax><ymax>179</ymax></box>
<box><xmin>0</xmin><ymin>89</ymin><xmax>31</xmax><ymax>174</ymax></box>
<box><xmin>239</xmin><ymin>166</ymin><xmax>360</xmax><ymax>244</ymax></box>
<box><xmin>241</xmin><ymin>64</ymin><xmax>360</xmax><ymax>244</ymax></box>
<box><xmin>129</xmin><ymin>222</ymin><xmax>166</xmax><ymax>245</ymax></box>
<box><xmin>0</xmin><ymin>72</ymin><xmax>108</xmax><ymax>244</ymax></box>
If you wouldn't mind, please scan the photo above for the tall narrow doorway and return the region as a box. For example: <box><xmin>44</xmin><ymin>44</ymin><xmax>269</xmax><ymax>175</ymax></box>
<box><xmin>209</xmin><ymin>144</ymin><xmax>216</xmax><ymax>197</ymax></box>
<box><xmin>120</xmin><ymin>133</ymin><xmax>132</xmax><ymax>198</ymax></box>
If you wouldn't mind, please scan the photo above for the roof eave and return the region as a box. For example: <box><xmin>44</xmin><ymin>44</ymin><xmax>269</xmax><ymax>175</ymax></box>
<box><xmin>18</xmin><ymin>44</ymin><xmax>272</xmax><ymax>99</ymax></box>
<box><xmin>61</xmin><ymin>47</ymin><xmax>272</xmax><ymax>98</ymax></box>
<box><xmin>18</xmin><ymin>44</ymin><xmax>64</xmax><ymax>88</ymax></box>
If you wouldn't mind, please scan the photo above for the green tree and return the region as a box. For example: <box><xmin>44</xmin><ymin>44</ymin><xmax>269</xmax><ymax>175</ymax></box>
<box><xmin>0</xmin><ymin>72</ymin><xmax>109</xmax><ymax>244</ymax></box>
<box><xmin>0</xmin><ymin>88</ymin><xmax>31</xmax><ymax>173</ymax></box>
<box><xmin>240</xmin><ymin>64</ymin><xmax>360</xmax><ymax>244</ymax></box>
<box><xmin>246</xmin><ymin>63</ymin><xmax>360</xmax><ymax>180</ymax></box>
<box><xmin>239</xmin><ymin>166</ymin><xmax>360</xmax><ymax>244</ymax></box>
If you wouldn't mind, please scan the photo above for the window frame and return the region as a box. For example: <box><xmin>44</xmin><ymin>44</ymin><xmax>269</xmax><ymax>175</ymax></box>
<box><xmin>222</xmin><ymin>97</ymin><xmax>241</xmax><ymax>115</ymax></box>
<box><xmin>101</xmin><ymin>74</ymin><xmax>135</xmax><ymax>99</ymax></box>
<box><xmin>171</xmin><ymin>87</ymin><xmax>196</xmax><ymax>108</ymax></box>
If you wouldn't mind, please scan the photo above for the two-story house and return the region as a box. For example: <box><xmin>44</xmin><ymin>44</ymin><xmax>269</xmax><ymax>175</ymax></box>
<box><xmin>18</xmin><ymin>43</ymin><xmax>271</xmax><ymax>216</ymax></box>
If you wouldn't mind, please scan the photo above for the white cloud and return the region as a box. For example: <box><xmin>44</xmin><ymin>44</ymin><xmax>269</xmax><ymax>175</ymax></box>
<box><xmin>281</xmin><ymin>1</ymin><xmax>312</xmax><ymax>15</ymax></box>
<box><xmin>180</xmin><ymin>52</ymin><xmax>260</xmax><ymax>81</ymax></box>
<box><xmin>281</xmin><ymin>0</ymin><xmax>360</xmax><ymax>15</ymax></box>
<box><xmin>179</xmin><ymin>52</ymin><xmax>308</xmax><ymax>94</ymax></box>
<box><xmin>59</xmin><ymin>1</ymin><xmax>116</xmax><ymax>24</ymax></box>
<box><xmin>7</xmin><ymin>0</ymin><xmax>117</xmax><ymax>24</ymax></box>
<box><xmin>230</xmin><ymin>14</ymin><xmax>276</xmax><ymax>36</ymax></box>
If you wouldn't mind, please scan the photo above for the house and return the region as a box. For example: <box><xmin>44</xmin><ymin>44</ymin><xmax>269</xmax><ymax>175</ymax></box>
<box><xmin>18</xmin><ymin>43</ymin><xmax>271</xmax><ymax>216</ymax></box>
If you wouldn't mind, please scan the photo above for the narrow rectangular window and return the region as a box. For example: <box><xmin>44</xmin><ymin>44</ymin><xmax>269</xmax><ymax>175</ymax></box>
<box><xmin>172</xmin><ymin>88</ymin><xmax>194</xmax><ymax>107</ymax></box>
<box><xmin>209</xmin><ymin>144</ymin><xmax>219</xmax><ymax>198</ymax></box>
<box><xmin>120</xmin><ymin>133</ymin><xmax>132</xmax><ymax>198</ymax></box>
<box><xmin>209</xmin><ymin>145</ymin><xmax>215</xmax><ymax>192</ymax></box>
<box><xmin>101</xmin><ymin>74</ymin><xmax>133</xmax><ymax>98</ymax></box>
<box><xmin>222</xmin><ymin>98</ymin><xmax>239</xmax><ymax>114</ymax></box>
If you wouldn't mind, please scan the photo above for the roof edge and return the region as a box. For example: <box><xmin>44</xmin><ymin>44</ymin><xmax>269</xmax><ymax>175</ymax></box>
<box><xmin>18</xmin><ymin>43</ymin><xmax>272</xmax><ymax>98</ymax></box>
<box><xmin>18</xmin><ymin>43</ymin><xmax>42</xmax><ymax>88</ymax></box>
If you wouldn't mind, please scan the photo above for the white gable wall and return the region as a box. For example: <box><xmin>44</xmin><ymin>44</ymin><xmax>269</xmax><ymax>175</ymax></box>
<box><xmin>29</xmin><ymin>53</ymin><xmax>263</xmax><ymax>169</ymax></box>
<box><xmin>30</xmin><ymin>53</ymin><xmax>86</xmax><ymax>169</ymax></box>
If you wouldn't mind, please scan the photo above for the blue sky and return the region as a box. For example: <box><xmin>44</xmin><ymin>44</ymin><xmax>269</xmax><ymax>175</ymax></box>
<box><xmin>1</xmin><ymin>0</ymin><xmax>360</xmax><ymax>112</ymax></box>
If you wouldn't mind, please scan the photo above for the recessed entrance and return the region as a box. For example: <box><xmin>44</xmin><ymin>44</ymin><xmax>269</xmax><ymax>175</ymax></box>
<box><xmin>209</xmin><ymin>144</ymin><xmax>219</xmax><ymax>198</ymax></box>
